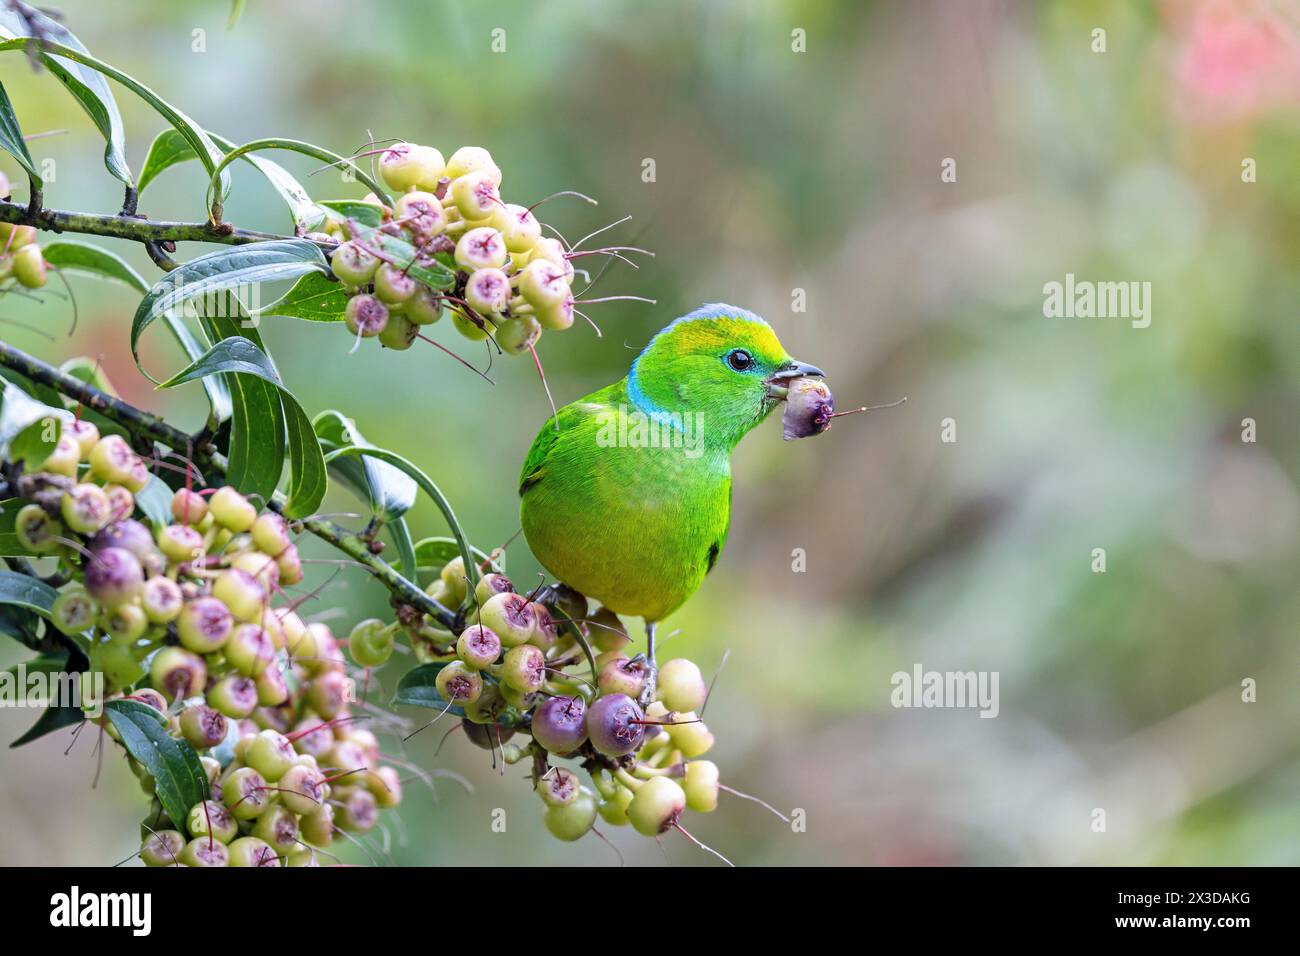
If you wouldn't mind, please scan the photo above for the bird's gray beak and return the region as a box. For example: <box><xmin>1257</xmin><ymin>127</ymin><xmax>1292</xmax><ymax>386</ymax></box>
<box><xmin>765</xmin><ymin>360</ymin><xmax>825</xmax><ymax>399</ymax></box>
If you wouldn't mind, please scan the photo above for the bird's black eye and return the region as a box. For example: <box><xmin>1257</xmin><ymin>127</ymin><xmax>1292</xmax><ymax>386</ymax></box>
<box><xmin>726</xmin><ymin>349</ymin><xmax>753</xmax><ymax>372</ymax></box>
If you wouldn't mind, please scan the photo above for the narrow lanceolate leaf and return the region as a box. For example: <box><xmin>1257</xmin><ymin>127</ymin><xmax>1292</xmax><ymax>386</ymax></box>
<box><xmin>0</xmin><ymin>38</ymin><xmax>223</xmax><ymax>198</ymax></box>
<box><xmin>0</xmin><ymin>79</ymin><xmax>38</xmax><ymax>180</ymax></box>
<box><xmin>136</xmin><ymin>128</ymin><xmax>197</xmax><ymax>195</ymax></box>
<box><xmin>104</xmin><ymin>700</ymin><xmax>208</xmax><ymax>825</ymax></box>
<box><xmin>390</xmin><ymin>519</ymin><xmax>418</xmax><ymax>591</ymax></box>
<box><xmin>256</xmin><ymin>272</ymin><xmax>349</xmax><ymax>322</ymax></box>
<box><xmin>161</xmin><ymin>336</ymin><xmax>327</xmax><ymax>518</ymax></box>
<box><xmin>406</xmin><ymin>536</ymin><xmax>504</xmax><ymax>578</ymax></box>
<box><xmin>313</xmin><ymin>410</ymin><xmax>417</xmax><ymax>521</ymax></box>
<box><xmin>348</xmin><ymin>218</ymin><xmax>456</xmax><ymax>291</ymax></box>
<box><xmin>41</xmin><ymin>240</ymin><xmax>148</xmax><ymax>293</ymax></box>
<box><xmin>131</xmin><ymin>240</ymin><xmax>329</xmax><ymax>380</ymax></box>
<box><xmin>0</xmin><ymin>569</ymin><xmax>59</xmax><ymax>618</ymax></box>
<box><xmin>322</xmin><ymin>446</ymin><xmax>478</xmax><ymax>590</ymax></box>
<box><xmin>197</xmin><ymin>305</ymin><xmax>284</xmax><ymax>500</ymax></box>
<box><xmin>0</xmin><ymin>380</ymin><xmax>66</xmax><ymax>466</ymax></box>
<box><xmin>394</xmin><ymin>662</ymin><xmax>466</xmax><ymax>717</ymax></box>
<box><xmin>0</xmin><ymin>8</ymin><xmax>131</xmax><ymax>185</ymax></box>
<box><xmin>11</xmin><ymin>702</ymin><xmax>84</xmax><ymax>747</ymax></box>
<box><xmin>320</xmin><ymin>199</ymin><xmax>383</xmax><ymax>229</ymax></box>
<box><xmin>0</xmin><ymin>600</ymin><xmax>42</xmax><ymax>648</ymax></box>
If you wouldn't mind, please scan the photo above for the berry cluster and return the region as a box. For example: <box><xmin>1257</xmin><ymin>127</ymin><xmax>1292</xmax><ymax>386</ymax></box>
<box><xmin>11</xmin><ymin>432</ymin><xmax>402</xmax><ymax>866</ymax></box>
<box><xmin>394</xmin><ymin>559</ymin><xmax>759</xmax><ymax>855</ymax></box>
<box><xmin>316</xmin><ymin>143</ymin><xmax>590</xmax><ymax>356</ymax></box>
<box><xmin>0</xmin><ymin>171</ymin><xmax>50</xmax><ymax>291</ymax></box>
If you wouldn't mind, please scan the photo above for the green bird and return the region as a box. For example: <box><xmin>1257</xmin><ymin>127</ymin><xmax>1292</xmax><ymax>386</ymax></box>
<box><xmin>519</xmin><ymin>303</ymin><xmax>824</xmax><ymax>683</ymax></box>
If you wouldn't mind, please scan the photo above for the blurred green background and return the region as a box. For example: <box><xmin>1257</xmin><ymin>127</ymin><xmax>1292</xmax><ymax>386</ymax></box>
<box><xmin>1</xmin><ymin>0</ymin><xmax>1298</xmax><ymax>866</ymax></box>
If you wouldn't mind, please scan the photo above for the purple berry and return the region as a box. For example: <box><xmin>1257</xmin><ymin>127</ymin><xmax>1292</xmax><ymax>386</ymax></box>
<box><xmin>530</xmin><ymin>695</ymin><xmax>588</xmax><ymax>755</ymax></box>
<box><xmin>586</xmin><ymin>693</ymin><xmax>646</xmax><ymax>757</ymax></box>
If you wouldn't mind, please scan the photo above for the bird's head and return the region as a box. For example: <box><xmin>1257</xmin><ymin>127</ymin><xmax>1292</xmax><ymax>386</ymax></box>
<box><xmin>627</xmin><ymin>303</ymin><xmax>823</xmax><ymax>448</ymax></box>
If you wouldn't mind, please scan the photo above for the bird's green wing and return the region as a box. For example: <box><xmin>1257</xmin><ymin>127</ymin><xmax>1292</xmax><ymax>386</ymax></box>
<box><xmin>705</xmin><ymin>475</ymin><xmax>731</xmax><ymax>574</ymax></box>
<box><xmin>518</xmin><ymin>382</ymin><xmax>623</xmax><ymax>496</ymax></box>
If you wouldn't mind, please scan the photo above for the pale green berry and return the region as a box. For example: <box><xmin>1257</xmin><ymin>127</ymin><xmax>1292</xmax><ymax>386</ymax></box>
<box><xmin>627</xmin><ymin>776</ymin><xmax>686</xmax><ymax>836</ymax></box>
<box><xmin>454</xmin><ymin>226</ymin><xmax>507</xmax><ymax>272</ymax></box>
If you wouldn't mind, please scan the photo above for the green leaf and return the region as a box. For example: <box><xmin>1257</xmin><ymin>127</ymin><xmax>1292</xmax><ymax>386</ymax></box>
<box><xmin>136</xmin><ymin>128</ymin><xmax>195</xmax><ymax>195</ymax></box>
<box><xmin>0</xmin><ymin>79</ymin><xmax>37</xmax><ymax>181</ymax></box>
<box><xmin>41</xmin><ymin>240</ymin><xmax>148</xmax><ymax>292</ymax></box>
<box><xmin>206</xmin><ymin>138</ymin><xmax>389</xmax><ymax>230</ymax></box>
<box><xmin>0</xmin><ymin>8</ymin><xmax>131</xmax><ymax>186</ymax></box>
<box><xmin>131</xmin><ymin>240</ymin><xmax>329</xmax><ymax>381</ymax></box>
<box><xmin>390</xmin><ymin>518</ymin><xmax>417</xmax><ymax>592</ymax></box>
<box><xmin>197</xmin><ymin>304</ymin><xmax>285</xmax><ymax>500</ymax></box>
<box><xmin>256</xmin><ymin>272</ymin><xmax>348</xmax><ymax>322</ymax></box>
<box><xmin>104</xmin><ymin>699</ymin><xmax>208</xmax><ymax>825</ymax></box>
<box><xmin>0</xmin><ymin>38</ymin><xmax>224</xmax><ymax>197</ymax></box>
<box><xmin>322</xmin><ymin>446</ymin><xmax>478</xmax><ymax>591</ymax></box>
<box><xmin>0</xmin><ymin>569</ymin><xmax>59</xmax><ymax>618</ymax></box>
<box><xmin>320</xmin><ymin>199</ymin><xmax>383</xmax><ymax>229</ymax></box>
<box><xmin>348</xmin><ymin>218</ymin><xmax>456</xmax><ymax>291</ymax></box>
<box><xmin>313</xmin><ymin>410</ymin><xmax>416</xmax><ymax>521</ymax></box>
<box><xmin>228</xmin><ymin>0</ymin><xmax>248</xmax><ymax>30</ymax></box>
<box><xmin>0</xmin><ymin>380</ymin><xmax>65</xmax><ymax>466</ymax></box>
<box><xmin>161</xmin><ymin>336</ymin><xmax>327</xmax><ymax>518</ymax></box>
<box><xmin>11</xmin><ymin>702</ymin><xmax>84</xmax><ymax>747</ymax></box>
<box><xmin>0</xmin><ymin>600</ymin><xmax>42</xmax><ymax>647</ymax></box>
<box><xmin>406</xmin><ymin>536</ymin><xmax>502</xmax><ymax>577</ymax></box>
<box><xmin>136</xmin><ymin>474</ymin><xmax>174</xmax><ymax>528</ymax></box>
<box><xmin>393</xmin><ymin>662</ymin><xmax>465</xmax><ymax>717</ymax></box>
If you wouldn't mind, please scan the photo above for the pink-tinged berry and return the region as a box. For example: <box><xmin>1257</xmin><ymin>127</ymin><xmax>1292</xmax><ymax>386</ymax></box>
<box><xmin>435</xmin><ymin>660</ymin><xmax>483</xmax><ymax>704</ymax></box>
<box><xmin>65</xmin><ymin>419</ymin><xmax>100</xmax><ymax>459</ymax></box>
<box><xmin>405</xmin><ymin>285</ymin><xmax>444</xmax><ymax>325</ymax></box>
<box><xmin>306</xmin><ymin>669</ymin><xmax>349</xmax><ymax>719</ymax></box>
<box><xmin>212</xmin><ymin>568</ymin><xmax>266</xmax><ymax>622</ymax></box>
<box><xmin>454</xmin><ymin>226</ymin><xmax>507</xmax><ymax>272</ymax></box>
<box><xmin>496</xmin><ymin>315</ymin><xmax>542</xmax><ymax>355</ymax></box>
<box><xmin>14</xmin><ymin>504</ymin><xmax>62</xmax><ymax>554</ymax></box>
<box><xmin>444</xmin><ymin>146</ymin><xmax>501</xmax><ymax>184</ymax></box>
<box><xmin>102</xmin><ymin>485</ymin><xmax>134</xmax><ymax>523</ymax></box>
<box><xmin>473</xmin><ymin>572</ymin><xmax>514</xmax><ymax>604</ymax></box>
<box><xmin>253</xmin><ymin>804</ymin><xmax>300</xmax><ymax>855</ymax></box>
<box><xmin>377</xmin><ymin>311</ymin><xmax>419</xmax><ymax>350</ymax></box>
<box><xmin>682</xmin><ymin>759</ymin><xmax>720</xmax><ymax>812</ymax></box>
<box><xmin>225</xmin><ymin>623</ymin><xmax>276</xmax><ymax>676</ymax></box>
<box><xmin>279</xmin><ymin>763</ymin><xmax>327</xmax><ymax>815</ymax></box>
<box><xmin>52</xmin><ymin>588</ymin><xmax>98</xmax><ymax>633</ymax></box>
<box><xmin>586</xmin><ymin>693</ymin><xmax>646</xmax><ymax>757</ymax></box>
<box><xmin>501</xmin><ymin>644</ymin><xmax>545</xmax><ymax>694</ymax></box>
<box><xmin>156</xmin><ymin>523</ymin><xmax>204</xmax><ymax>565</ymax></box>
<box><xmin>222</xmin><ymin>766</ymin><xmax>270</xmax><ymax>820</ymax></box>
<box><xmin>598</xmin><ymin>656</ymin><xmax>649</xmax><ymax>698</ymax></box>
<box><xmin>374</xmin><ymin>263</ymin><xmax>417</xmax><ymax>304</ymax></box>
<box><xmin>365</xmin><ymin>766</ymin><xmax>402</xmax><ymax>809</ymax></box>
<box><xmin>177</xmin><ymin>595</ymin><xmax>233</xmax><ymax>653</ymax></box>
<box><xmin>657</xmin><ymin>658</ymin><xmax>707</xmax><ymax>713</ymax></box>
<box><xmin>535</xmin><ymin>766</ymin><xmax>580</xmax><ymax>808</ymax></box>
<box><xmin>299</xmin><ymin>803</ymin><xmax>335</xmax><ymax>847</ymax></box>
<box><xmin>450</xmin><ymin>170</ymin><xmax>501</xmax><ymax>221</ymax></box>
<box><xmin>336</xmin><ymin>788</ymin><xmax>379</xmax><ymax>833</ymax></box>
<box><xmin>530</xmin><ymin>695</ymin><xmax>587</xmax><ymax>755</ymax></box>
<box><xmin>254</xmin><ymin>663</ymin><xmax>289</xmax><ymax>706</ymax></box>
<box><xmin>140</xmin><ymin>829</ymin><xmax>185</xmax><ymax>867</ymax></box>
<box><xmin>465</xmin><ymin>267</ymin><xmax>511</xmax><ymax>315</ymax></box>
<box><xmin>88</xmin><ymin>435</ymin><xmax>139</xmax><ymax>486</ymax></box>
<box><xmin>379</xmin><ymin>142</ymin><xmax>445</xmax><ymax>193</ymax></box>
<box><xmin>627</xmin><ymin>776</ymin><xmax>686</xmax><ymax>836</ymax></box>
<box><xmin>542</xmin><ymin>787</ymin><xmax>597</xmax><ymax>842</ymax></box>
<box><xmin>249</xmin><ymin>512</ymin><xmax>290</xmax><ymax>556</ymax></box>
<box><xmin>84</xmin><ymin>546</ymin><xmax>145</xmax><ymax>608</ymax></box>
<box><xmin>587</xmin><ymin>606</ymin><xmax>629</xmax><ymax>652</ymax></box>
<box><xmin>104</xmin><ymin>602</ymin><xmax>148</xmax><ymax>643</ymax></box>
<box><xmin>330</xmin><ymin>240</ymin><xmax>380</xmax><ymax>286</ymax></box>
<box><xmin>180</xmin><ymin>836</ymin><xmax>229</xmax><ymax>867</ymax></box>
<box><xmin>535</xmin><ymin>291</ymin><xmax>575</xmax><ymax>331</ymax></box>
<box><xmin>207</xmin><ymin>673</ymin><xmax>258</xmax><ymax>718</ymax></box>
<box><xmin>394</xmin><ymin>190</ymin><xmax>447</xmax><ymax>239</ymax></box>
<box><xmin>170</xmin><ymin>488</ymin><xmax>207</xmax><ymax>525</ymax></box>
<box><xmin>150</xmin><ymin>646</ymin><xmax>207</xmax><ymax>702</ymax></box>
<box><xmin>209</xmin><ymin>486</ymin><xmax>258</xmax><ymax>532</ymax></box>
<box><xmin>345</xmin><ymin>293</ymin><xmax>389</xmax><ymax>337</ymax></box>
<box><xmin>38</xmin><ymin>434</ymin><xmax>80</xmax><ymax>478</ymax></box>
<box><xmin>180</xmin><ymin>705</ymin><xmax>229</xmax><ymax>750</ymax></box>
<box><xmin>518</xmin><ymin>258</ymin><xmax>569</xmax><ymax>311</ymax></box>
<box><xmin>60</xmin><ymin>483</ymin><xmax>112</xmax><ymax>534</ymax></box>
<box><xmin>478</xmin><ymin>592</ymin><xmax>535</xmax><ymax>648</ymax></box>
<box><xmin>141</xmin><ymin>576</ymin><xmax>183</xmax><ymax>624</ymax></box>
<box><xmin>228</xmin><ymin>836</ymin><xmax>279</xmax><ymax>867</ymax></box>
<box><xmin>500</xmin><ymin>204</ymin><xmax>542</xmax><ymax>254</ymax></box>
<box><xmin>456</xmin><ymin>623</ymin><xmax>501</xmax><ymax>670</ymax></box>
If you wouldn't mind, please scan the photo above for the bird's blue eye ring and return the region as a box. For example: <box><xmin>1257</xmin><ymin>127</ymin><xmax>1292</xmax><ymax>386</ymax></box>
<box><xmin>726</xmin><ymin>349</ymin><xmax>753</xmax><ymax>371</ymax></box>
